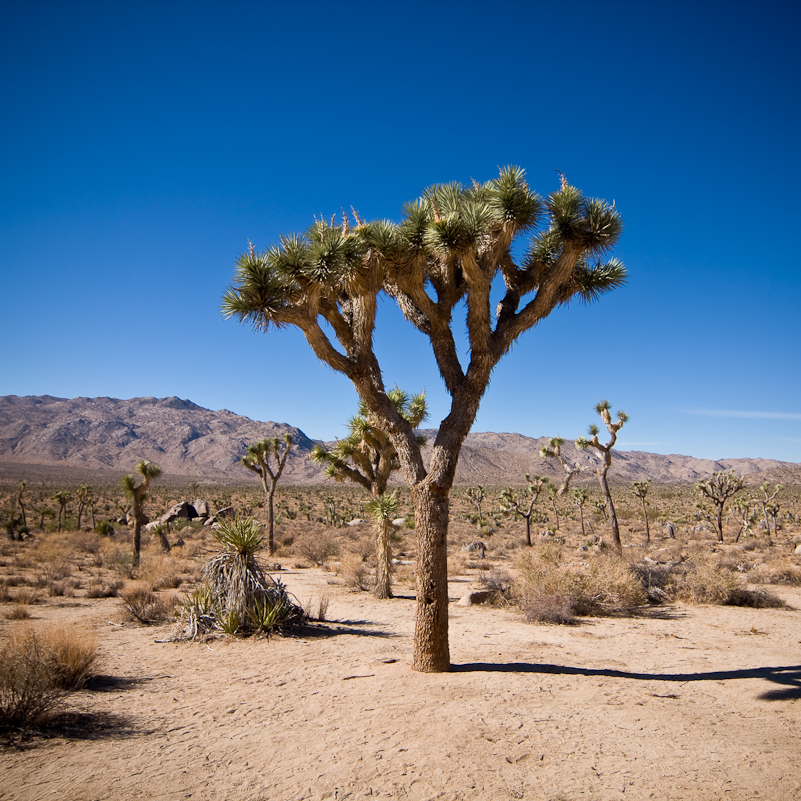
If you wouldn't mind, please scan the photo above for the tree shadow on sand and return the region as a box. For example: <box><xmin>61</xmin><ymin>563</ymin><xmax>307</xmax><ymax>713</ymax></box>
<box><xmin>451</xmin><ymin>661</ymin><xmax>801</xmax><ymax>700</ymax></box>
<box><xmin>297</xmin><ymin>620</ymin><xmax>402</xmax><ymax>639</ymax></box>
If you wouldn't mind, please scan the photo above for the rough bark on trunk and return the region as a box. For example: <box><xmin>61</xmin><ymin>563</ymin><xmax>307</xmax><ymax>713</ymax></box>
<box><xmin>598</xmin><ymin>471</ymin><xmax>622</xmax><ymax>552</ymax></box>
<box><xmin>411</xmin><ymin>483</ymin><xmax>451</xmax><ymax>672</ymax></box>
<box><xmin>374</xmin><ymin>516</ymin><xmax>394</xmax><ymax>599</ymax></box>
<box><xmin>640</xmin><ymin>497</ymin><xmax>650</xmax><ymax>544</ymax></box>
<box><xmin>267</xmin><ymin>485</ymin><xmax>276</xmax><ymax>556</ymax></box>
<box><xmin>715</xmin><ymin>507</ymin><xmax>724</xmax><ymax>542</ymax></box>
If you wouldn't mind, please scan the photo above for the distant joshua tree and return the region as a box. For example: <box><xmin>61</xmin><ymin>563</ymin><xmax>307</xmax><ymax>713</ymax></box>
<box><xmin>695</xmin><ymin>471</ymin><xmax>744</xmax><ymax>543</ymax></box>
<box><xmin>541</xmin><ymin>401</ymin><xmax>628</xmax><ymax>552</ymax></box>
<box><xmin>755</xmin><ymin>482</ymin><xmax>782</xmax><ymax>536</ymax></box>
<box><xmin>631</xmin><ymin>480</ymin><xmax>651</xmax><ymax>544</ymax></box>
<box><xmin>311</xmin><ymin>388</ymin><xmax>427</xmax><ymax>599</ymax></box>
<box><xmin>52</xmin><ymin>490</ymin><xmax>72</xmax><ymax>533</ymax></box>
<box><xmin>122</xmin><ymin>461</ymin><xmax>162</xmax><ymax>566</ymax></box>
<box><xmin>75</xmin><ymin>484</ymin><xmax>95</xmax><ymax>530</ymax></box>
<box><xmin>500</xmin><ymin>474</ymin><xmax>550</xmax><ymax>546</ymax></box>
<box><xmin>17</xmin><ymin>481</ymin><xmax>27</xmax><ymax>530</ymax></box>
<box><xmin>241</xmin><ymin>434</ymin><xmax>293</xmax><ymax>556</ymax></box>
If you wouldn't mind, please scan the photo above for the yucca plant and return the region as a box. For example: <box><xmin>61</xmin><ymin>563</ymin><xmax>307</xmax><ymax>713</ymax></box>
<box><xmin>174</xmin><ymin>517</ymin><xmax>304</xmax><ymax>639</ymax></box>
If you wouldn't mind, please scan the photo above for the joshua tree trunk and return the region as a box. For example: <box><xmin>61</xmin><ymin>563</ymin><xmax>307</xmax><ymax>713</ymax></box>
<box><xmin>374</xmin><ymin>515</ymin><xmax>394</xmax><ymax>600</ymax></box>
<box><xmin>524</xmin><ymin>516</ymin><xmax>532</xmax><ymax>547</ymax></box>
<box><xmin>714</xmin><ymin>507</ymin><xmax>724</xmax><ymax>543</ymax></box>
<box><xmin>640</xmin><ymin>497</ymin><xmax>650</xmax><ymax>543</ymax></box>
<box><xmin>411</xmin><ymin>482</ymin><xmax>450</xmax><ymax>673</ymax></box>
<box><xmin>598</xmin><ymin>469</ymin><xmax>622</xmax><ymax>552</ymax></box>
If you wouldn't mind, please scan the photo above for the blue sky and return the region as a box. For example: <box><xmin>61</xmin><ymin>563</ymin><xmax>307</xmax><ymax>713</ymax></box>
<box><xmin>1</xmin><ymin>0</ymin><xmax>800</xmax><ymax>462</ymax></box>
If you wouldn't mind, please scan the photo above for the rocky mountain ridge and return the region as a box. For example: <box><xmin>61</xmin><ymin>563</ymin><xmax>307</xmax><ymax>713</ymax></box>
<box><xmin>0</xmin><ymin>395</ymin><xmax>798</xmax><ymax>486</ymax></box>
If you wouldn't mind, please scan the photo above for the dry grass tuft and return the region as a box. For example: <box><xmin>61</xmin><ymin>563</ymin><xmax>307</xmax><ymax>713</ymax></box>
<box><xmin>338</xmin><ymin>553</ymin><xmax>371</xmax><ymax>591</ymax></box>
<box><xmin>119</xmin><ymin>583</ymin><xmax>176</xmax><ymax>625</ymax></box>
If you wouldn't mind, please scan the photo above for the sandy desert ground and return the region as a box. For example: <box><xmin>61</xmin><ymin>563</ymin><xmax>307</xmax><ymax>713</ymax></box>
<box><xmin>1</xmin><ymin>565</ymin><xmax>799</xmax><ymax>801</ymax></box>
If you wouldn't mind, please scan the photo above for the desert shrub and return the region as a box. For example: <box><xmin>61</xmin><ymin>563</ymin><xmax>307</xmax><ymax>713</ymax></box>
<box><xmin>119</xmin><ymin>583</ymin><xmax>175</xmax><ymax>624</ymax></box>
<box><xmin>85</xmin><ymin>579</ymin><xmax>123</xmax><ymax>598</ymax></box>
<box><xmin>0</xmin><ymin>582</ymin><xmax>10</xmax><ymax>603</ymax></box>
<box><xmin>105</xmin><ymin>547</ymin><xmax>137</xmax><ymax>579</ymax></box>
<box><xmin>295</xmin><ymin>532</ymin><xmax>340</xmax><ymax>566</ymax></box>
<box><xmin>517</xmin><ymin>551</ymin><xmax>646</xmax><ymax>624</ymax></box>
<box><xmin>5</xmin><ymin>607</ymin><xmax>32</xmax><ymax>620</ymax></box>
<box><xmin>478</xmin><ymin>568</ymin><xmax>515</xmax><ymax>606</ymax></box>
<box><xmin>0</xmin><ymin>624</ymin><xmax>99</xmax><ymax>732</ymax></box>
<box><xmin>94</xmin><ymin>521</ymin><xmax>115</xmax><ymax>537</ymax></box>
<box><xmin>748</xmin><ymin>559</ymin><xmax>801</xmax><ymax>586</ymax></box>
<box><xmin>633</xmin><ymin>557</ymin><xmax>788</xmax><ymax>607</ymax></box>
<box><xmin>13</xmin><ymin>588</ymin><xmax>39</xmax><ymax>605</ymax></box>
<box><xmin>0</xmin><ymin>626</ymin><xmax>65</xmax><ymax>731</ymax></box>
<box><xmin>173</xmin><ymin>517</ymin><xmax>304</xmax><ymax>639</ymax></box>
<box><xmin>46</xmin><ymin>580</ymin><xmax>67</xmax><ymax>597</ymax></box>
<box><xmin>42</xmin><ymin>626</ymin><xmax>99</xmax><ymax>690</ymax></box>
<box><xmin>139</xmin><ymin>555</ymin><xmax>184</xmax><ymax>590</ymax></box>
<box><xmin>339</xmin><ymin>553</ymin><xmax>371</xmax><ymax>591</ymax></box>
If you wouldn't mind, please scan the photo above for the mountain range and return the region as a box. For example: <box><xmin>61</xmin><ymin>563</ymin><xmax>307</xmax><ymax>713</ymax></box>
<box><xmin>0</xmin><ymin>395</ymin><xmax>798</xmax><ymax>486</ymax></box>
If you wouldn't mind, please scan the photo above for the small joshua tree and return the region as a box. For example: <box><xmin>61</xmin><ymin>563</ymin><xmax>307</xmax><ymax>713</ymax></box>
<box><xmin>571</xmin><ymin>488</ymin><xmax>589</xmax><ymax>537</ymax></box>
<box><xmin>755</xmin><ymin>482</ymin><xmax>782</xmax><ymax>536</ymax></box>
<box><xmin>695</xmin><ymin>471</ymin><xmax>744</xmax><ymax>543</ymax></box>
<box><xmin>575</xmin><ymin>401</ymin><xmax>628</xmax><ymax>552</ymax></box>
<box><xmin>241</xmin><ymin>434</ymin><xmax>293</xmax><ymax>556</ymax></box>
<box><xmin>631</xmin><ymin>480</ymin><xmax>651</xmax><ymax>544</ymax></box>
<box><xmin>122</xmin><ymin>461</ymin><xmax>162</xmax><ymax>566</ymax></box>
<box><xmin>500</xmin><ymin>474</ymin><xmax>550</xmax><ymax>546</ymax></box>
<box><xmin>466</xmin><ymin>485</ymin><xmax>486</xmax><ymax>523</ymax></box>
<box><xmin>75</xmin><ymin>484</ymin><xmax>94</xmax><ymax>530</ymax></box>
<box><xmin>17</xmin><ymin>481</ymin><xmax>27</xmax><ymax>530</ymax></box>
<box><xmin>311</xmin><ymin>388</ymin><xmax>427</xmax><ymax>599</ymax></box>
<box><xmin>52</xmin><ymin>491</ymin><xmax>72</xmax><ymax>533</ymax></box>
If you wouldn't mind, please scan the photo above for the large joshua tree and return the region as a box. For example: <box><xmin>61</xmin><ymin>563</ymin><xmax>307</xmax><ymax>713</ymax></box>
<box><xmin>122</xmin><ymin>460</ymin><xmax>162</xmax><ymax>566</ymax></box>
<box><xmin>310</xmin><ymin>388</ymin><xmax>428</xmax><ymax>599</ymax></box>
<box><xmin>241</xmin><ymin>434</ymin><xmax>293</xmax><ymax>555</ymax></box>
<box><xmin>222</xmin><ymin>167</ymin><xmax>625</xmax><ymax>672</ymax></box>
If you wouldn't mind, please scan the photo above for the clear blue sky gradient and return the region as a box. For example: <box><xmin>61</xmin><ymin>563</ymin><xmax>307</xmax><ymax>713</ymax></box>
<box><xmin>2</xmin><ymin>1</ymin><xmax>800</xmax><ymax>462</ymax></box>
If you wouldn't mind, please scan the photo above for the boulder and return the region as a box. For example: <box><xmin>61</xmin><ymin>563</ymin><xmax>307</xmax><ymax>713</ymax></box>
<box><xmin>159</xmin><ymin>501</ymin><xmax>196</xmax><ymax>525</ymax></box>
<box><xmin>794</xmin><ymin>544</ymin><xmax>801</xmax><ymax>555</ymax></box>
<box><xmin>347</xmin><ymin>518</ymin><xmax>367</xmax><ymax>527</ymax></box>
<box><xmin>392</xmin><ymin>518</ymin><xmax>407</xmax><ymax>528</ymax></box>
<box><xmin>190</xmin><ymin>499</ymin><xmax>210</xmax><ymax>518</ymax></box>
<box><xmin>461</xmin><ymin>541</ymin><xmax>487</xmax><ymax>559</ymax></box>
<box><xmin>456</xmin><ymin>590</ymin><xmax>494</xmax><ymax>607</ymax></box>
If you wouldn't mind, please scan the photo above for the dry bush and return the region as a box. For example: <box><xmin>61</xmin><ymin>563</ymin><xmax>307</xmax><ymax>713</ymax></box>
<box><xmin>13</xmin><ymin>587</ymin><xmax>39</xmax><ymax>605</ymax></box>
<box><xmin>5</xmin><ymin>607</ymin><xmax>32</xmax><ymax>620</ymax></box>
<box><xmin>634</xmin><ymin>557</ymin><xmax>787</xmax><ymax>608</ymax></box>
<box><xmin>338</xmin><ymin>553</ymin><xmax>371</xmax><ymax>591</ymax></box>
<box><xmin>0</xmin><ymin>624</ymin><xmax>99</xmax><ymax>733</ymax></box>
<box><xmin>85</xmin><ymin>578</ymin><xmax>123</xmax><ymax>598</ymax></box>
<box><xmin>478</xmin><ymin>568</ymin><xmax>515</xmax><ymax>606</ymax></box>
<box><xmin>0</xmin><ymin>625</ymin><xmax>66</xmax><ymax>731</ymax></box>
<box><xmin>295</xmin><ymin>532</ymin><xmax>340</xmax><ymax>566</ymax></box>
<box><xmin>748</xmin><ymin>557</ymin><xmax>801</xmax><ymax>586</ymax></box>
<box><xmin>393</xmin><ymin>563</ymin><xmax>416</xmax><ymax>587</ymax></box>
<box><xmin>0</xmin><ymin>582</ymin><xmax>10</xmax><ymax>603</ymax></box>
<box><xmin>138</xmin><ymin>555</ymin><xmax>185</xmax><ymax>590</ymax></box>
<box><xmin>517</xmin><ymin>551</ymin><xmax>646</xmax><ymax>625</ymax></box>
<box><xmin>119</xmin><ymin>583</ymin><xmax>176</xmax><ymax>624</ymax></box>
<box><xmin>40</xmin><ymin>625</ymin><xmax>99</xmax><ymax>690</ymax></box>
